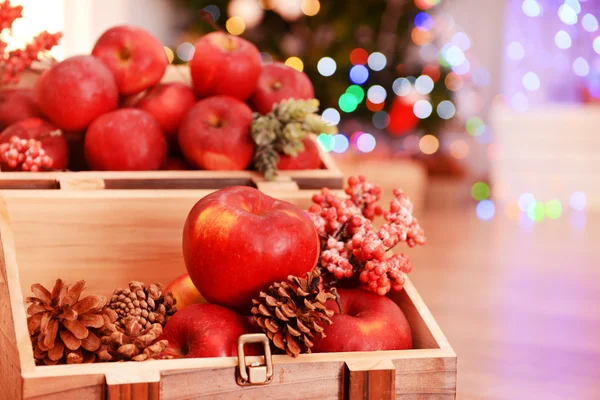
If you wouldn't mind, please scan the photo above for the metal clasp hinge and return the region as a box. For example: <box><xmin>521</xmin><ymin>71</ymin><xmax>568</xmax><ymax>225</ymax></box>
<box><xmin>236</xmin><ymin>333</ymin><xmax>274</xmax><ymax>386</ymax></box>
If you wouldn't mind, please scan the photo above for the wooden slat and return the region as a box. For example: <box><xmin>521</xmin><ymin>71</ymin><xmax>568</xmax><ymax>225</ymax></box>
<box><xmin>23</xmin><ymin>374</ymin><xmax>105</xmax><ymax>400</ymax></box>
<box><xmin>106</xmin><ymin>382</ymin><xmax>160</xmax><ymax>400</ymax></box>
<box><xmin>344</xmin><ymin>359</ymin><xmax>395</xmax><ymax>400</ymax></box>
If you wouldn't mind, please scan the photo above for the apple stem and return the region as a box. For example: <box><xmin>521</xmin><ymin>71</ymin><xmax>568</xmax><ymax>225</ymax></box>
<box><xmin>199</xmin><ymin>9</ymin><xmax>224</xmax><ymax>32</ymax></box>
<box><xmin>330</xmin><ymin>287</ymin><xmax>343</xmax><ymax>315</ymax></box>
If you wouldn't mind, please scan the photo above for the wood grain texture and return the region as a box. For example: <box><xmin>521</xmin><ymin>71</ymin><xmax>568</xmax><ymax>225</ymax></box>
<box><xmin>22</xmin><ymin>374</ymin><xmax>105</xmax><ymax>400</ymax></box>
<box><xmin>106</xmin><ymin>382</ymin><xmax>160</xmax><ymax>400</ymax></box>
<box><xmin>344</xmin><ymin>359</ymin><xmax>395</xmax><ymax>400</ymax></box>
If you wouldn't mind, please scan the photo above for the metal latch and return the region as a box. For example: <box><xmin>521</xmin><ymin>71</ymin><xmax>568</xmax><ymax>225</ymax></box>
<box><xmin>236</xmin><ymin>333</ymin><xmax>274</xmax><ymax>386</ymax></box>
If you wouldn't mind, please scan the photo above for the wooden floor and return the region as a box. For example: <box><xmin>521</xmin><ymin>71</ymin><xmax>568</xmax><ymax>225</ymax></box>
<box><xmin>407</xmin><ymin>208</ymin><xmax>600</xmax><ymax>399</ymax></box>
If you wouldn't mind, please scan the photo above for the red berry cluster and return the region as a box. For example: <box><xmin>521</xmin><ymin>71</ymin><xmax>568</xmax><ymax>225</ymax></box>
<box><xmin>0</xmin><ymin>1</ymin><xmax>62</xmax><ymax>84</ymax></box>
<box><xmin>0</xmin><ymin>136</ymin><xmax>53</xmax><ymax>171</ymax></box>
<box><xmin>308</xmin><ymin>176</ymin><xmax>426</xmax><ymax>296</ymax></box>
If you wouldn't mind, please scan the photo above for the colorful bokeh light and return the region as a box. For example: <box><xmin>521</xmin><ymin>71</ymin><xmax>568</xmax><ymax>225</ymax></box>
<box><xmin>367</xmin><ymin>52</ymin><xmax>387</xmax><ymax>71</ymax></box>
<box><xmin>356</xmin><ymin>133</ymin><xmax>376</xmax><ymax>152</ymax></box>
<box><xmin>522</xmin><ymin>71</ymin><xmax>540</xmax><ymax>91</ymax></box>
<box><xmin>331</xmin><ymin>134</ymin><xmax>349</xmax><ymax>153</ymax></box>
<box><xmin>413</xmin><ymin>100</ymin><xmax>433</xmax><ymax>119</ymax></box>
<box><xmin>466</xmin><ymin>117</ymin><xmax>485</xmax><ymax>136</ymax></box>
<box><xmin>419</xmin><ymin>134</ymin><xmax>439</xmax><ymax>154</ymax></box>
<box><xmin>367</xmin><ymin>85</ymin><xmax>387</xmax><ymax>104</ymax></box>
<box><xmin>350</xmin><ymin>48</ymin><xmax>369</xmax><ymax>65</ymax></box>
<box><xmin>527</xmin><ymin>202</ymin><xmax>545</xmax><ymax>221</ymax></box>
<box><xmin>471</xmin><ymin>182</ymin><xmax>490</xmax><ymax>201</ymax></box>
<box><xmin>226</xmin><ymin>16</ymin><xmax>246</xmax><ymax>35</ymax></box>
<box><xmin>570</xmin><ymin>191</ymin><xmax>587</xmax><ymax>211</ymax></box>
<box><xmin>372</xmin><ymin>111</ymin><xmax>390</xmax><ymax>129</ymax></box>
<box><xmin>555</xmin><ymin>30</ymin><xmax>572</xmax><ymax>49</ymax></box>
<box><xmin>545</xmin><ymin>200</ymin><xmax>562</xmax><ymax>219</ymax></box>
<box><xmin>582</xmin><ymin>13</ymin><xmax>598</xmax><ymax>32</ymax></box>
<box><xmin>450</xmin><ymin>140</ymin><xmax>469</xmax><ymax>159</ymax></box>
<box><xmin>476</xmin><ymin>200</ymin><xmax>496</xmax><ymax>221</ymax></box>
<box><xmin>339</xmin><ymin>93</ymin><xmax>358</xmax><ymax>113</ymax></box>
<box><xmin>393</xmin><ymin>78</ymin><xmax>411</xmax><ymax>96</ymax></box>
<box><xmin>317</xmin><ymin>57</ymin><xmax>336</xmax><ymax>76</ymax></box>
<box><xmin>414</xmin><ymin>12</ymin><xmax>434</xmax><ymax>31</ymax></box>
<box><xmin>415</xmin><ymin>75</ymin><xmax>434</xmax><ymax>94</ymax></box>
<box><xmin>349</xmin><ymin>65</ymin><xmax>369</xmax><ymax>84</ymax></box>
<box><xmin>321</xmin><ymin>108</ymin><xmax>340</xmax><ymax>125</ymax></box>
<box><xmin>285</xmin><ymin>56</ymin><xmax>304</xmax><ymax>72</ymax></box>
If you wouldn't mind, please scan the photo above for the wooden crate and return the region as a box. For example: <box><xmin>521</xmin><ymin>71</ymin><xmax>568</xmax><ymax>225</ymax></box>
<box><xmin>0</xmin><ymin>190</ymin><xmax>456</xmax><ymax>400</ymax></box>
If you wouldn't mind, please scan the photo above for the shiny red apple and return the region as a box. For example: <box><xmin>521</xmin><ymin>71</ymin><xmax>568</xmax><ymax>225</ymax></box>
<box><xmin>165</xmin><ymin>273</ymin><xmax>207</xmax><ymax>311</ymax></box>
<box><xmin>0</xmin><ymin>88</ymin><xmax>42</xmax><ymax>129</ymax></box>
<box><xmin>182</xmin><ymin>186</ymin><xmax>320</xmax><ymax>313</ymax></box>
<box><xmin>92</xmin><ymin>25</ymin><xmax>168</xmax><ymax>95</ymax></box>
<box><xmin>277</xmin><ymin>136</ymin><xmax>322</xmax><ymax>170</ymax></box>
<box><xmin>35</xmin><ymin>55</ymin><xmax>119</xmax><ymax>132</ymax></box>
<box><xmin>0</xmin><ymin>118</ymin><xmax>68</xmax><ymax>170</ymax></box>
<box><xmin>189</xmin><ymin>31</ymin><xmax>261</xmax><ymax>101</ymax></box>
<box><xmin>178</xmin><ymin>96</ymin><xmax>254</xmax><ymax>170</ymax></box>
<box><xmin>160</xmin><ymin>304</ymin><xmax>259</xmax><ymax>358</ymax></box>
<box><xmin>84</xmin><ymin>108</ymin><xmax>167</xmax><ymax>171</ymax></box>
<box><xmin>250</xmin><ymin>62</ymin><xmax>314</xmax><ymax>115</ymax></box>
<box><xmin>312</xmin><ymin>288</ymin><xmax>412</xmax><ymax>353</ymax></box>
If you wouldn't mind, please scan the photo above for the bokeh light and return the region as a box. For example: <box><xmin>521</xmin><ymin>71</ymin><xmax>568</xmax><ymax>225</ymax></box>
<box><xmin>411</xmin><ymin>28</ymin><xmax>433</xmax><ymax>46</ymax></box>
<box><xmin>260</xmin><ymin>52</ymin><xmax>273</xmax><ymax>64</ymax></box>
<box><xmin>437</xmin><ymin>100</ymin><xmax>456</xmax><ymax>119</ymax></box>
<box><xmin>466</xmin><ymin>117</ymin><xmax>485</xmax><ymax>136</ymax></box>
<box><xmin>422</xmin><ymin>64</ymin><xmax>441</xmax><ymax>82</ymax></box>
<box><xmin>476</xmin><ymin>200</ymin><xmax>496</xmax><ymax>221</ymax></box>
<box><xmin>367</xmin><ymin>52</ymin><xmax>387</xmax><ymax>71</ymax></box>
<box><xmin>570</xmin><ymin>191</ymin><xmax>587</xmax><ymax>211</ymax></box>
<box><xmin>317</xmin><ymin>133</ymin><xmax>334</xmax><ymax>152</ymax></box>
<box><xmin>527</xmin><ymin>202</ymin><xmax>545</xmax><ymax>221</ymax></box>
<box><xmin>558</xmin><ymin>4</ymin><xmax>578</xmax><ymax>25</ymax></box>
<box><xmin>228</xmin><ymin>0</ymin><xmax>264</xmax><ymax>28</ymax></box>
<box><xmin>356</xmin><ymin>133</ymin><xmax>376</xmax><ymax>152</ymax></box>
<box><xmin>393</xmin><ymin>78</ymin><xmax>411</xmax><ymax>96</ymax></box>
<box><xmin>350</xmin><ymin>48</ymin><xmax>369</xmax><ymax>65</ymax></box>
<box><xmin>346</xmin><ymin>85</ymin><xmax>365</xmax><ymax>103</ymax></box>
<box><xmin>452</xmin><ymin>59</ymin><xmax>471</xmax><ymax>75</ymax></box>
<box><xmin>594</xmin><ymin>37</ymin><xmax>600</xmax><ymax>55</ymax></box>
<box><xmin>471</xmin><ymin>182</ymin><xmax>490</xmax><ymax>201</ymax></box>
<box><xmin>301</xmin><ymin>0</ymin><xmax>320</xmax><ymax>16</ymax></box>
<box><xmin>565</xmin><ymin>0</ymin><xmax>580</xmax><ymax>14</ymax></box>
<box><xmin>176</xmin><ymin>42</ymin><xmax>195</xmax><ymax>61</ymax></box>
<box><xmin>554</xmin><ymin>30</ymin><xmax>572</xmax><ymax>49</ymax></box>
<box><xmin>403</xmin><ymin>135</ymin><xmax>421</xmax><ymax>154</ymax></box>
<box><xmin>226</xmin><ymin>16</ymin><xmax>246</xmax><ymax>35</ymax></box>
<box><xmin>203</xmin><ymin>5</ymin><xmax>221</xmax><ymax>21</ymax></box>
<box><xmin>321</xmin><ymin>108</ymin><xmax>340</xmax><ymax>125</ymax></box>
<box><xmin>522</xmin><ymin>71</ymin><xmax>540</xmax><ymax>91</ymax></box>
<box><xmin>545</xmin><ymin>199</ymin><xmax>562</xmax><ymax>219</ymax></box>
<box><xmin>339</xmin><ymin>93</ymin><xmax>358</xmax><ymax>112</ymax></box>
<box><xmin>285</xmin><ymin>56</ymin><xmax>304</xmax><ymax>72</ymax></box>
<box><xmin>518</xmin><ymin>193</ymin><xmax>536</xmax><ymax>211</ymax></box>
<box><xmin>413</xmin><ymin>100</ymin><xmax>433</xmax><ymax>119</ymax></box>
<box><xmin>582</xmin><ymin>14</ymin><xmax>598</xmax><ymax>32</ymax></box>
<box><xmin>445</xmin><ymin>73</ymin><xmax>463</xmax><ymax>91</ymax></box>
<box><xmin>452</xmin><ymin>32</ymin><xmax>471</xmax><ymax>51</ymax></box>
<box><xmin>372</xmin><ymin>111</ymin><xmax>390</xmax><ymax>129</ymax></box>
<box><xmin>415</xmin><ymin>75</ymin><xmax>434</xmax><ymax>94</ymax></box>
<box><xmin>317</xmin><ymin>57</ymin><xmax>336</xmax><ymax>76</ymax></box>
<box><xmin>573</xmin><ymin>57</ymin><xmax>589</xmax><ymax>76</ymax></box>
<box><xmin>366</xmin><ymin>99</ymin><xmax>385</xmax><ymax>112</ymax></box>
<box><xmin>164</xmin><ymin>47</ymin><xmax>174</xmax><ymax>64</ymax></box>
<box><xmin>367</xmin><ymin>85</ymin><xmax>387</xmax><ymax>103</ymax></box>
<box><xmin>331</xmin><ymin>134</ymin><xmax>349</xmax><ymax>153</ymax></box>
<box><xmin>450</xmin><ymin>140</ymin><xmax>469</xmax><ymax>159</ymax></box>
<box><xmin>505</xmin><ymin>202</ymin><xmax>521</xmax><ymax>221</ymax></box>
<box><xmin>444</xmin><ymin>45</ymin><xmax>466</xmax><ymax>67</ymax></box>
<box><xmin>419</xmin><ymin>134</ymin><xmax>439</xmax><ymax>154</ymax></box>
<box><xmin>511</xmin><ymin>92</ymin><xmax>529</xmax><ymax>112</ymax></box>
<box><xmin>415</xmin><ymin>12</ymin><xmax>434</xmax><ymax>31</ymax></box>
<box><xmin>507</xmin><ymin>41</ymin><xmax>525</xmax><ymax>60</ymax></box>
<box><xmin>522</xmin><ymin>0</ymin><xmax>541</xmax><ymax>17</ymax></box>
<box><xmin>472</xmin><ymin>67</ymin><xmax>491</xmax><ymax>87</ymax></box>
<box><xmin>415</xmin><ymin>0</ymin><xmax>440</xmax><ymax>10</ymax></box>
<box><xmin>349</xmin><ymin>65</ymin><xmax>369</xmax><ymax>84</ymax></box>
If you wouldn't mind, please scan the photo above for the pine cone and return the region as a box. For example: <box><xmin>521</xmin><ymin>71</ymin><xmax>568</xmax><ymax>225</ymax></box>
<box><xmin>96</xmin><ymin>316</ymin><xmax>169</xmax><ymax>362</ymax></box>
<box><xmin>251</xmin><ymin>269</ymin><xmax>339</xmax><ymax>358</ymax></box>
<box><xmin>107</xmin><ymin>281</ymin><xmax>176</xmax><ymax>330</ymax></box>
<box><xmin>26</xmin><ymin>279</ymin><xmax>117</xmax><ymax>365</ymax></box>
<box><xmin>253</xmin><ymin>143</ymin><xmax>280</xmax><ymax>181</ymax></box>
<box><xmin>274</xmin><ymin>98</ymin><xmax>320</xmax><ymax>123</ymax></box>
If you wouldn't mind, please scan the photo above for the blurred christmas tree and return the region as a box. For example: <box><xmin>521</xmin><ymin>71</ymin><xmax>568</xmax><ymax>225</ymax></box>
<box><xmin>171</xmin><ymin>0</ymin><xmax>454</xmax><ymax>139</ymax></box>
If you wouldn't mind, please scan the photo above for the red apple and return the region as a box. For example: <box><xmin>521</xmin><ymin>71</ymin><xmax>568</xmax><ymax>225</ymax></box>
<box><xmin>84</xmin><ymin>108</ymin><xmax>167</xmax><ymax>171</ymax></box>
<box><xmin>178</xmin><ymin>96</ymin><xmax>254</xmax><ymax>170</ymax></box>
<box><xmin>35</xmin><ymin>55</ymin><xmax>119</xmax><ymax>132</ymax></box>
<box><xmin>312</xmin><ymin>288</ymin><xmax>412</xmax><ymax>353</ymax></box>
<box><xmin>91</xmin><ymin>25</ymin><xmax>168</xmax><ymax>95</ymax></box>
<box><xmin>165</xmin><ymin>273</ymin><xmax>207</xmax><ymax>311</ymax></box>
<box><xmin>0</xmin><ymin>88</ymin><xmax>42</xmax><ymax>129</ymax></box>
<box><xmin>277</xmin><ymin>136</ymin><xmax>322</xmax><ymax>170</ymax></box>
<box><xmin>182</xmin><ymin>186</ymin><xmax>320</xmax><ymax>313</ymax></box>
<box><xmin>161</xmin><ymin>304</ymin><xmax>259</xmax><ymax>358</ymax></box>
<box><xmin>189</xmin><ymin>31</ymin><xmax>261</xmax><ymax>101</ymax></box>
<box><xmin>136</xmin><ymin>83</ymin><xmax>197</xmax><ymax>136</ymax></box>
<box><xmin>0</xmin><ymin>118</ymin><xmax>68</xmax><ymax>170</ymax></box>
<box><xmin>250</xmin><ymin>62</ymin><xmax>314</xmax><ymax>115</ymax></box>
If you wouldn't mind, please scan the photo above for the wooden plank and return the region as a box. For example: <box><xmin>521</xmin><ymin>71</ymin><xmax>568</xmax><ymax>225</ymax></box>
<box><xmin>344</xmin><ymin>359</ymin><xmax>395</xmax><ymax>400</ymax></box>
<box><xmin>23</xmin><ymin>374</ymin><xmax>105</xmax><ymax>400</ymax></box>
<box><xmin>58</xmin><ymin>176</ymin><xmax>105</xmax><ymax>190</ymax></box>
<box><xmin>0</xmin><ymin>196</ymin><xmax>36</xmax><ymax>400</ymax></box>
<box><xmin>105</xmin><ymin>382</ymin><xmax>160</xmax><ymax>400</ymax></box>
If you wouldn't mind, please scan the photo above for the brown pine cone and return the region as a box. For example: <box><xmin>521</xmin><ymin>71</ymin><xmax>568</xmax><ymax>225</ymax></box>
<box><xmin>96</xmin><ymin>316</ymin><xmax>169</xmax><ymax>362</ymax></box>
<box><xmin>251</xmin><ymin>269</ymin><xmax>339</xmax><ymax>357</ymax></box>
<box><xmin>26</xmin><ymin>279</ymin><xmax>118</xmax><ymax>365</ymax></box>
<box><xmin>107</xmin><ymin>281</ymin><xmax>176</xmax><ymax>330</ymax></box>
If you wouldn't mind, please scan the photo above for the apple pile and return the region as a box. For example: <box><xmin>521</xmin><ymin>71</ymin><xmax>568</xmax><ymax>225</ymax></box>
<box><xmin>0</xmin><ymin>25</ymin><xmax>330</xmax><ymax>175</ymax></box>
<box><xmin>159</xmin><ymin>175</ymin><xmax>425</xmax><ymax>359</ymax></box>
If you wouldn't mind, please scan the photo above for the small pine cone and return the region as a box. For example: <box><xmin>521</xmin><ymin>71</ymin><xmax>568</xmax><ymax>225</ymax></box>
<box><xmin>253</xmin><ymin>144</ymin><xmax>280</xmax><ymax>181</ymax></box>
<box><xmin>106</xmin><ymin>281</ymin><xmax>177</xmax><ymax>330</ymax></box>
<box><xmin>96</xmin><ymin>316</ymin><xmax>169</xmax><ymax>362</ymax></box>
<box><xmin>251</xmin><ymin>269</ymin><xmax>339</xmax><ymax>358</ymax></box>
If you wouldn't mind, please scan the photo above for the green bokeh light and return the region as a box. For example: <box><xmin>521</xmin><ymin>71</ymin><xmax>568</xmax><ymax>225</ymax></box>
<box><xmin>545</xmin><ymin>199</ymin><xmax>562</xmax><ymax>219</ymax></box>
<box><xmin>317</xmin><ymin>133</ymin><xmax>334</xmax><ymax>152</ymax></box>
<box><xmin>466</xmin><ymin>117</ymin><xmax>485</xmax><ymax>136</ymax></box>
<box><xmin>471</xmin><ymin>182</ymin><xmax>490</xmax><ymax>201</ymax></box>
<box><xmin>527</xmin><ymin>202</ymin><xmax>545</xmax><ymax>221</ymax></box>
<box><xmin>339</xmin><ymin>93</ymin><xmax>358</xmax><ymax>112</ymax></box>
<box><xmin>346</xmin><ymin>85</ymin><xmax>365</xmax><ymax>103</ymax></box>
